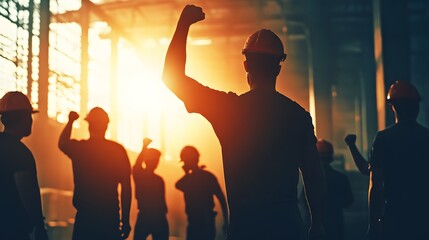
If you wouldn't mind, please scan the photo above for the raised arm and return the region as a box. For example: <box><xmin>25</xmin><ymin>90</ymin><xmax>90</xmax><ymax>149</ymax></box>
<box><xmin>300</xmin><ymin>144</ymin><xmax>326</xmax><ymax>240</ymax></box>
<box><xmin>162</xmin><ymin>5</ymin><xmax>205</xmax><ymax>96</ymax></box>
<box><xmin>58</xmin><ymin>111</ymin><xmax>79</xmax><ymax>151</ymax></box>
<box><xmin>133</xmin><ymin>138</ymin><xmax>152</xmax><ymax>171</ymax></box>
<box><xmin>344</xmin><ymin>134</ymin><xmax>370</xmax><ymax>176</ymax></box>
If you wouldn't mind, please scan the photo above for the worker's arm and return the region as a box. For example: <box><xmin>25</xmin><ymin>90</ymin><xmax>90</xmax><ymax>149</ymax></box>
<box><xmin>14</xmin><ymin>171</ymin><xmax>48</xmax><ymax>240</ymax></box>
<box><xmin>344</xmin><ymin>134</ymin><xmax>370</xmax><ymax>176</ymax></box>
<box><xmin>367</xmin><ymin>166</ymin><xmax>384</xmax><ymax>240</ymax></box>
<box><xmin>300</xmin><ymin>144</ymin><xmax>326</xmax><ymax>240</ymax></box>
<box><xmin>119</xmin><ymin>169</ymin><xmax>132</xmax><ymax>239</ymax></box>
<box><xmin>162</xmin><ymin>5</ymin><xmax>205</xmax><ymax>97</ymax></box>
<box><xmin>58</xmin><ymin>111</ymin><xmax>79</xmax><ymax>151</ymax></box>
<box><xmin>214</xmin><ymin>181</ymin><xmax>229</xmax><ymax>236</ymax></box>
<box><xmin>133</xmin><ymin>138</ymin><xmax>152</xmax><ymax>171</ymax></box>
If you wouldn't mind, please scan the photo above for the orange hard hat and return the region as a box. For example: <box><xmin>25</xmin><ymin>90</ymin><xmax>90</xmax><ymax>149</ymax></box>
<box><xmin>316</xmin><ymin>139</ymin><xmax>334</xmax><ymax>155</ymax></box>
<box><xmin>84</xmin><ymin>107</ymin><xmax>109</xmax><ymax>124</ymax></box>
<box><xmin>387</xmin><ymin>81</ymin><xmax>421</xmax><ymax>103</ymax></box>
<box><xmin>242</xmin><ymin>29</ymin><xmax>287</xmax><ymax>61</ymax></box>
<box><xmin>0</xmin><ymin>91</ymin><xmax>38</xmax><ymax>114</ymax></box>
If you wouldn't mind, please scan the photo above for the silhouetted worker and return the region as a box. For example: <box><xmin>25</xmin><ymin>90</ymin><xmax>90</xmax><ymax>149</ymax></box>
<box><xmin>366</xmin><ymin>81</ymin><xmax>429</xmax><ymax>239</ymax></box>
<box><xmin>162</xmin><ymin>5</ymin><xmax>326</xmax><ymax>239</ymax></box>
<box><xmin>344</xmin><ymin>134</ymin><xmax>370</xmax><ymax>176</ymax></box>
<box><xmin>316</xmin><ymin>139</ymin><xmax>353</xmax><ymax>240</ymax></box>
<box><xmin>58</xmin><ymin>108</ymin><xmax>131</xmax><ymax>240</ymax></box>
<box><xmin>175</xmin><ymin>146</ymin><xmax>228</xmax><ymax>240</ymax></box>
<box><xmin>0</xmin><ymin>91</ymin><xmax>48</xmax><ymax>240</ymax></box>
<box><xmin>133</xmin><ymin>138</ymin><xmax>169</xmax><ymax>240</ymax></box>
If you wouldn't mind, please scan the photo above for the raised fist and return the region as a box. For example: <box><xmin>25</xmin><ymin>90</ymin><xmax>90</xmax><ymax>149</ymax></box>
<box><xmin>143</xmin><ymin>138</ymin><xmax>152</xmax><ymax>147</ymax></box>
<box><xmin>179</xmin><ymin>5</ymin><xmax>205</xmax><ymax>26</ymax></box>
<box><xmin>69</xmin><ymin>111</ymin><xmax>79</xmax><ymax>122</ymax></box>
<box><xmin>344</xmin><ymin>134</ymin><xmax>357</xmax><ymax>146</ymax></box>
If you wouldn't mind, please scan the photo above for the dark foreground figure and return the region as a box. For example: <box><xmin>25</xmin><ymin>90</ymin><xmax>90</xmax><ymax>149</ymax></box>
<box><xmin>58</xmin><ymin>108</ymin><xmax>132</xmax><ymax>240</ymax></box>
<box><xmin>176</xmin><ymin>146</ymin><xmax>228</xmax><ymax>240</ymax></box>
<box><xmin>133</xmin><ymin>138</ymin><xmax>169</xmax><ymax>240</ymax></box>
<box><xmin>0</xmin><ymin>92</ymin><xmax>48</xmax><ymax>240</ymax></box>
<box><xmin>368</xmin><ymin>81</ymin><xmax>429</xmax><ymax>239</ymax></box>
<box><xmin>163</xmin><ymin>5</ymin><xmax>326</xmax><ymax>240</ymax></box>
<box><xmin>347</xmin><ymin>81</ymin><xmax>429</xmax><ymax>239</ymax></box>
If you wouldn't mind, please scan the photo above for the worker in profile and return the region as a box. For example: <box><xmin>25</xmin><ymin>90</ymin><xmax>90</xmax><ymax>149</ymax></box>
<box><xmin>317</xmin><ymin>139</ymin><xmax>353</xmax><ymax>240</ymax></box>
<box><xmin>58</xmin><ymin>108</ymin><xmax>132</xmax><ymax>240</ymax></box>
<box><xmin>132</xmin><ymin>138</ymin><xmax>169</xmax><ymax>240</ymax></box>
<box><xmin>162</xmin><ymin>4</ymin><xmax>326</xmax><ymax>240</ymax></box>
<box><xmin>175</xmin><ymin>146</ymin><xmax>228</xmax><ymax>240</ymax></box>
<box><xmin>347</xmin><ymin>81</ymin><xmax>429</xmax><ymax>239</ymax></box>
<box><xmin>0</xmin><ymin>91</ymin><xmax>48</xmax><ymax>240</ymax></box>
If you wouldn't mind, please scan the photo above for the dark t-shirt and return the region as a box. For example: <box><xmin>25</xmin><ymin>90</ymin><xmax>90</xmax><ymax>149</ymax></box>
<box><xmin>60</xmin><ymin>138</ymin><xmax>131</xmax><ymax>214</ymax></box>
<box><xmin>133</xmin><ymin>167</ymin><xmax>167</xmax><ymax>216</ymax></box>
<box><xmin>370</xmin><ymin>121</ymin><xmax>429</xmax><ymax>219</ymax></box>
<box><xmin>324</xmin><ymin>164</ymin><xmax>353</xmax><ymax>240</ymax></box>
<box><xmin>0</xmin><ymin>132</ymin><xmax>36</xmax><ymax>234</ymax></box>
<box><xmin>175</xmin><ymin>79</ymin><xmax>317</xmax><ymax>218</ymax></box>
<box><xmin>176</xmin><ymin>169</ymin><xmax>222</xmax><ymax>220</ymax></box>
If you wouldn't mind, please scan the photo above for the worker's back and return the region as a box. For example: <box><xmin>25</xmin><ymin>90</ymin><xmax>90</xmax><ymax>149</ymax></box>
<box><xmin>195</xmin><ymin>89</ymin><xmax>316</xmax><ymax>232</ymax></box>
<box><xmin>370</xmin><ymin>121</ymin><xmax>429</xmax><ymax>238</ymax></box>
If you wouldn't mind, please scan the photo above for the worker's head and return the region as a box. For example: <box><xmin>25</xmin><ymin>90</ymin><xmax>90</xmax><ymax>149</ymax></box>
<box><xmin>386</xmin><ymin>81</ymin><xmax>421</xmax><ymax>121</ymax></box>
<box><xmin>242</xmin><ymin>29</ymin><xmax>286</xmax><ymax>89</ymax></box>
<box><xmin>0</xmin><ymin>91</ymin><xmax>38</xmax><ymax>138</ymax></box>
<box><xmin>316</xmin><ymin>139</ymin><xmax>334</xmax><ymax>164</ymax></box>
<box><xmin>180</xmin><ymin>145</ymin><xmax>200</xmax><ymax>173</ymax></box>
<box><xmin>144</xmin><ymin>148</ymin><xmax>162</xmax><ymax>171</ymax></box>
<box><xmin>85</xmin><ymin>107</ymin><xmax>109</xmax><ymax>137</ymax></box>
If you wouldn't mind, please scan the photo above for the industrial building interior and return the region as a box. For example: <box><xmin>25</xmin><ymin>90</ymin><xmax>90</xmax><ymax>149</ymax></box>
<box><xmin>0</xmin><ymin>0</ymin><xmax>428</xmax><ymax>239</ymax></box>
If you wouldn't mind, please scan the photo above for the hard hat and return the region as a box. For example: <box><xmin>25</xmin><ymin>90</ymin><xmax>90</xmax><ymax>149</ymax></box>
<box><xmin>180</xmin><ymin>146</ymin><xmax>199</xmax><ymax>162</ymax></box>
<box><xmin>0</xmin><ymin>91</ymin><xmax>38</xmax><ymax>114</ymax></box>
<box><xmin>387</xmin><ymin>81</ymin><xmax>421</xmax><ymax>103</ymax></box>
<box><xmin>316</xmin><ymin>139</ymin><xmax>333</xmax><ymax>155</ymax></box>
<box><xmin>84</xmin><ymin>107</ymin><xmax>109</xmax><ymax>124</ymax></box>
<box><xmin>242</xmin><ymin>29</ymin><xmax>287</xmax><ymax>61</ymax></box>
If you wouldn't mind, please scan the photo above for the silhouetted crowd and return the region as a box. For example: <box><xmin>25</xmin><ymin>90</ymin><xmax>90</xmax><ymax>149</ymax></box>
<box><xmin>1</xmin><ymin>4</ymin><xmax>428</xmax><ymax>240</ymax></box>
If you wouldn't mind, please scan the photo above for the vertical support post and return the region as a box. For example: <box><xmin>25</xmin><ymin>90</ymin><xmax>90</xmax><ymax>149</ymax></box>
<box><xmin>306</xmin><ymin>0</ymin><xmax>333</xmax><ymax>139</ymax></box>
<box><xmin>80</xmin><ymin>0</ymin><xmax>90</xmax><ymax>115</ymax></box>
<box><xmin>373</xmin><ymin>0</ymin><xmax>410</xmax><ymax>129</ymax></box>
<box><xmin>38</xmin><ymin>0</ymin><xmax>49</xmax><ymax>117</ymax></box>
<box><xmin>110</xmin><ymin>33</ymin><xmax>119</xmax><ymax>140</ymax></box>
<box><xmin>27</xmin><ymin>0</ymin><xmax>34</xmax><ymax>101</ymax></box>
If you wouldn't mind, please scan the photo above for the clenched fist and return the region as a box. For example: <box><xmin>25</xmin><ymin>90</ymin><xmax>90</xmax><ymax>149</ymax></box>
<box><xmin>179</xmin><ymin>5</ymin><xmax>205</xmax><ymax>26</ymax></box>
<box><xmin>143</xmin><ymin>137</ymin><xmax>152</xmax><ymax>147</ymax></box>
<box><xmin>69</xmin><ymin>111</ymin><xmax>79</xmax><ymax>122</ymax></box>
<box><xmin>344</xmin><ymin>134</ymin><xmax>356</xmax><ymax>146</ymax></box>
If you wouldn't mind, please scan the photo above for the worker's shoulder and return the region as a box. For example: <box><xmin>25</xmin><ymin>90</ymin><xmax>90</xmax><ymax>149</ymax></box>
<box><xmin>381</xmin><ymin>121</ymin><xmax>429</xmax><ymax>134</ymax></box>
<box><xmin>276</xmin><ymin>92</ymin><xmax>312</xmax><ymax>117</ymax></box>
<box><xmin>103</xmin><ymin>139</ymin><xmax>127</xmax><ymax>152</ymax></box>
<box><xmin>199</xmin><ymin>169</ymin><xmax>220</xmax><ymax>183</ymax></box>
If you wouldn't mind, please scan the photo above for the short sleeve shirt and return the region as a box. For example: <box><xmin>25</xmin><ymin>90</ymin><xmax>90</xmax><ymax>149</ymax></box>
<box><xmin>133</xmin><ymin>167</ymin><xmax>167</xmax><ymax>216</ymax></box>
<box><xmin>369</xmin><ymin>121</ymin><xmax>429</xmax><ymax>213</ymax></box>
<box><xmin>173</xmin><ymin>78</ymin><xmax>317</xmax><ymax>214</ymax></box>
<box><xmin>60</xmin><ymin>138</ymin><xmax>131</xmax><ymax>213</ymax></box>
<box><xmin>0</xmin><ymin>132</ymin><xmax>37</xmax><ymax>234</ymax></box>
<box><xmin>176</xmin><ymin>169</ymin><xmax>222</xmax><ymax>218</ymax></box>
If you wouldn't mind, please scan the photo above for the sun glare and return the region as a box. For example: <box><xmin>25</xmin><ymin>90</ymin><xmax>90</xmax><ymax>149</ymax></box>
<box><xmin>115</xmin><ymin>40</ymin><xmax>184</xmax><ymax>153</ymax></box>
